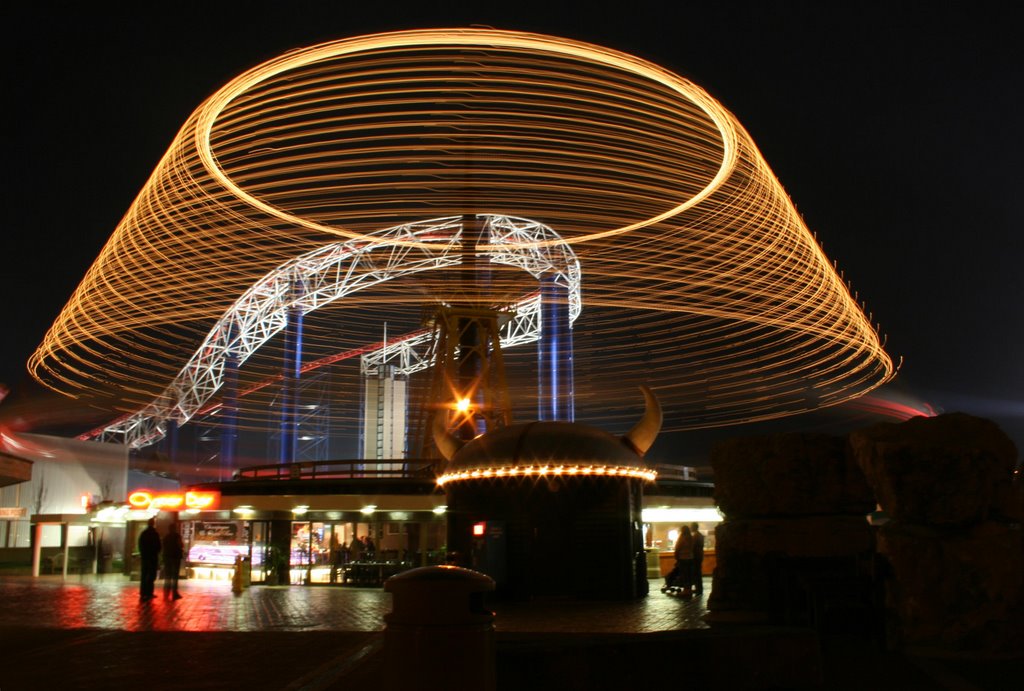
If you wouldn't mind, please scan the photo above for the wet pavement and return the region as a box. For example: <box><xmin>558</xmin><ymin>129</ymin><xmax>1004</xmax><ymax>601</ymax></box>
<box><xmin>0</xmin><ymin>573</ymin><xmax>710</xmax><ymax>690</ymax></box>
<box><xmin>2</xmin><ymin>574</ymin><xmax>1017</xmax><ymax>689</ymax></box>
<box><xmin>0</xmin><ymin>572</ymin><xmax>710</xmax><ymax>633</ymax></box>
<box><xmin>0</xmin><ymin>574</ymin><xmax>396</xmax><ymax>632</ymax></box>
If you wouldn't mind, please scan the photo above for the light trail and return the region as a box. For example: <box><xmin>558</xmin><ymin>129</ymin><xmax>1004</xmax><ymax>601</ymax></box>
<box><xmin>29</xmin><ymin>28</ymin><xmax>894</xmax><ymax>437</ymax></box>
<box><xmin>844</xmin><ymin>394</ymin><xmax>938</xmax><ymax>421</ymax></box>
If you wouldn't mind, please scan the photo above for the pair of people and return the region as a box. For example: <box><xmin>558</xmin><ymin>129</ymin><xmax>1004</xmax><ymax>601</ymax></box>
<box><xmin>663</xmin><ymin>522</ymin><xmax>705</xmax><ymax>596</ymax></box>
<box><xmin>138</xmin><ymin>518</ymin><xmax>184</xmax><ymax>601</ymax></box>
<box><xmin>348</xmin><ymin>535</ymin><xmax>376</xmax><ymax>561</ymax></box>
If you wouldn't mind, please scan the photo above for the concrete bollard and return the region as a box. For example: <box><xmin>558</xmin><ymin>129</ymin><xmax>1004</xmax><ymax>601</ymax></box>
<box><xmin>384</xmin><ymin>565</ymin><xmax>496</xmax><ymax>691</ymax></box>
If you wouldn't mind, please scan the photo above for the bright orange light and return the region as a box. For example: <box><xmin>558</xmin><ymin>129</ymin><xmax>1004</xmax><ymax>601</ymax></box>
<box><xmin>184</xmin><ymin>491</ymin><xmax>220</xmax><ymax>510</ymax></box>
<box><xmin>437</xmin><ymin>465</ymin><xmax>657</xmax><ymax>486</ymax></box>
<box><xmin>30</xmin><ymin>28</ymin><xmax>894</xmax><ymax>441</ymax></box>
<box><xmin>472</xmin><ymin>522</ymin><xmax>486</xmax><ymax>537</ymax></box>
<box><xmin>456</xmin><ymin>398</ymin><xmax>472</xmax><ymax>413</ymax></box>
<box><xmin>128</xmin><ymin>491</ymin><xmax>153</xmax><ymax>509</ymax></box>
<box><xmin>127</xmin><ymin>490</ymin><xmax>220</xmax><ymax>511</ymax></box>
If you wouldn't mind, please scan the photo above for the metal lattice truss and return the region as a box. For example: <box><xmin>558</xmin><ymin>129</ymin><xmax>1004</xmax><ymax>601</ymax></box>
<box><xmin>359</xmin><ymin>292</ymin><xmax>543</xmax><ymax>377</ymax></box>
<box><xmin>361</xmin><ymin>216</ymin><xmax>579</xmax><ymax>377</ymax></box>
<box><xmin>96</xmin><ymin>214</ymin><xmax>580</xmax><ymax>448</ymax></box>
<box><xmin>486</xmin><ymin>215</ymin><xmax>582</xmax><ymax>323</ymax></box>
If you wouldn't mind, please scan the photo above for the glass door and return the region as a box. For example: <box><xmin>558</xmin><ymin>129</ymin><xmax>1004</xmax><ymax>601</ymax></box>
<box><xmin>249</xmin><ymin>521</ymin><xmax>271</xmax><ymax>584</ymax></box>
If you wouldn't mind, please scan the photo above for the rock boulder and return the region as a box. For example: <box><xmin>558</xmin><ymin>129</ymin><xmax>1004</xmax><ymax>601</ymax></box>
<box><xmin>849</xmin><ymin>413</ymin><xmax>1018</xmax><ymax>526</ymax></box>
<box><xmin>711</xmin><ymin>433</ymin><xmax>875</xmax><ymax>518</ymax></box>
<box><xmin>878</xmin><ymin>520</ymin><xmax>1024</xmax><ymax>652</ymax></box>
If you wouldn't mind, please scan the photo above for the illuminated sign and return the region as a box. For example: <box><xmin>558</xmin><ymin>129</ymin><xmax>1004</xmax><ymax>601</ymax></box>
<box><xmin>128</xmin><ymin>490</ymin><xmax>220</xmax><ymax>511</ymax></box>
<box><xmin>641</xmin><ymin>507</ymin><xmax>724</xmax><ymax>523</ymax></box>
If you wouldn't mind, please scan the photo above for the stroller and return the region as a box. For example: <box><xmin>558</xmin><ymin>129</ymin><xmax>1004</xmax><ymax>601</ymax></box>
<box><xmin>661</xmin><ymin>560</ymin><xmax>692</xmax><ymax>598</ymax></box>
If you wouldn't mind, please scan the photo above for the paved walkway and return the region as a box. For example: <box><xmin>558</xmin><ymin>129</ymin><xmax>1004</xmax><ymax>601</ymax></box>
<box><xmin>0</xmin><ymin>573</ymin><xmax>710</xmax><ymax>690</ymax></box>
<box><xmin>3</xmin><ymin>575</ymin><xmax>1016</xmax><ymax>690</ymax></box>
<box><xmin>0</xmin><ymin>572</ymin><xmax>709</xmax><ymax>633</ymax></box>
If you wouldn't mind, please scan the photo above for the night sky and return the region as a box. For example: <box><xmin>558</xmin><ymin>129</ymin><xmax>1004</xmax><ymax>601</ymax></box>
<box><xmin>2</xmin><ymin>2</ymin><xmax>1021</xmax><ymax>463</ymax></box>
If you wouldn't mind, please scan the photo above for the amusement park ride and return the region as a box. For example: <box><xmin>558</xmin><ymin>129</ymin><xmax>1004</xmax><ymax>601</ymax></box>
<box><xmin>26</xmin><ymin>29</ymin><xmax>894</xmax><ymax>480</ymax></box>
<box><xmin>75</xmin><ymin>212</ymin><xmax>579</xmax><ymax>475</ymax></box>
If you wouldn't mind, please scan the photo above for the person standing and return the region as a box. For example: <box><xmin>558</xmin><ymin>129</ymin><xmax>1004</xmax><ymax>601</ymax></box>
<box><xmin>676</xmin><ymin>525</ymin><xmax>694</xmax><ymax>597</ymax></box>
<box><xmin>138</xmin><ymin>518</ymin><xmax>161</xmax><ymax>602</ymax></box>
<box><xmin>329</xmin><ymin>531</ymin><xmax>341</xmax><ymax>583</ymax></box>
<box><xmin>690</xmin><ymin>522</ymin><xmax>705</xmax><ymax>595</ymax></box>
<box><xmin>349</xmin><ymin>535</ymin><xmax>364</xmax><ymax>562</ymax></box>
<box><xmin>663</xmin><ymin>525</ymin><xmax>693</xmax><ymax>597</ymax></box>
<box><xmin>162</xmin><ymin>523</ymin><xmax>184</xmax><ymax>599</ymax></box>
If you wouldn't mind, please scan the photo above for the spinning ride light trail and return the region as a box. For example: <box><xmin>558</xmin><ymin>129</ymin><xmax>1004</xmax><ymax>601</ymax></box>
<box><xmin>30</xmin><ymin>28</ymin><xmax>894</xmax><ymax>447</ymax></box>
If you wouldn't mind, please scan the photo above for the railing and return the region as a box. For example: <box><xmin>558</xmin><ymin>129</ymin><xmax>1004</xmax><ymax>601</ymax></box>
<box><xmin>234</xmin><ymin>459</ymin><xmax>438</xmax><ymax>481</ymax></box>
<box><xmin>235</xmin><ymin>459</ymin><xmax>697</xmax><ymax>482</ymax></box>
<box><xmin>652</xmin><ymin>464</ymin><xmax>699</xmax><ymax>482</ymax></box>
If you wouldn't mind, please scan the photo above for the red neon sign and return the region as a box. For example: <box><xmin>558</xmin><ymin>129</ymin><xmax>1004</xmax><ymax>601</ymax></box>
<box><xmin>128</xmin><ymin>490</ymin><xmax>220</xmax><ymax>511</ymax></box>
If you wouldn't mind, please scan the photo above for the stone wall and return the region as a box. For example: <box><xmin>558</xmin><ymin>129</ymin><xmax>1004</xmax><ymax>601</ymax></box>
<box><xmin>712</xmin><ymin>433</ymin><xmax>875</xmax><ymax>518</ymax></box>
<box><xmin>707</xmin><ymin>433</ymin><xmax>878</xmax><ymax>630</ymax></box>
<box><xmin>706</xmin><ymin>413</ymin><xmax>1024</xmax><ymax>655</ymax></box>
<box><xmin>849</xmin><ymin>413</ymin><xmax>1024</xmax><ymax>653</ymax></box>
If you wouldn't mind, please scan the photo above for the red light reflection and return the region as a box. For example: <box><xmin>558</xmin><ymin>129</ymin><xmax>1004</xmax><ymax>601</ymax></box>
<box><xmin>846</xmin><ymin>394</ymin><xmax>937</xmax><ymax>421</ymax></box>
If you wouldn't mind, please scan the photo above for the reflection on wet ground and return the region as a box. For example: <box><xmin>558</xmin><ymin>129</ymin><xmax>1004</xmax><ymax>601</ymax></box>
<box><xmin>0</xmin><ymin>574</ymin><xmax>709</xmax><ymax>633</ymax></box>
<box><xmin>5</xmin><ymin>575</ymin><xmax>991</xmax><ymax>691</ymax></box>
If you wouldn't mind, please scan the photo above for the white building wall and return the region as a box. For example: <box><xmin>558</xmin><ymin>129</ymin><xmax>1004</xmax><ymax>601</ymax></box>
<box><xmin>0</xmin><ymin>433</ymin><xmax>128</xmax><ymax>547</ymax></box>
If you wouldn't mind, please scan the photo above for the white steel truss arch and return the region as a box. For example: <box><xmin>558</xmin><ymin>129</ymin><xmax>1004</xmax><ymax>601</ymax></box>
<box><xmin>96</xmin><ymin>214</ymin><xmax>580</xmax><ymax>448</ymax></box>
<box><xmin>359</xmin><ymin>292</ymin><xmax>544</xmax><ymax>377</ymax></box>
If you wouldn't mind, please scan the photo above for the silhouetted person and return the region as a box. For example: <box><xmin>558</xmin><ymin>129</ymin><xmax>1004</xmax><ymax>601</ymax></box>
<box><xmin>329</xmin><ymin>532</ymin><xmax>341</xmax><ymax>583</ymax></box>
<box><xmin>138</xmin><ymin>518</ymin><xmax>161</xmax><ymax>601</ymax></box>
<box><xmin>364</xmin><ymin>535</ymin><xmax>376</xmax><ymax>560</ymax></box>
<box><xmin>663</xmin><ymin>525</ymin><xmax>693</xmax><ymax>597</ymax></box>
<box><xmin>350</xmin><ymin>536</ymin><xmax>364</xmax><ymax>562</ymax></box>
<box><xmin>162</xmin><ymin>523</ymin><xmax>184</xmax><ymax>599</ymax></box>
<box><xmin>690</xmin><ymin>522</ymin><xmax>705</xmax><ymax>594</ymax></box>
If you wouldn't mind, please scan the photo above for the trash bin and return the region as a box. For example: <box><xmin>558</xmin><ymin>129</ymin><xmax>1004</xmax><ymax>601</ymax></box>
<box><xmin>645</xmin><ymin>548</ymin><xmax>662</xmax><ymax>579</ymax></box>
<box><xmin>384</xmin><ymin>565</ymin><xmax>495</xmax><ymax>691</ymax></box>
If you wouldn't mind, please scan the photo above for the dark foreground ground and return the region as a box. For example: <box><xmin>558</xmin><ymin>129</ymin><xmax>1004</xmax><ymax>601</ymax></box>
<box><xmin>0</xmin><ymin>575</ymin><xmax>1018</xmax><ymax>690</ymax></box>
